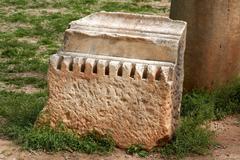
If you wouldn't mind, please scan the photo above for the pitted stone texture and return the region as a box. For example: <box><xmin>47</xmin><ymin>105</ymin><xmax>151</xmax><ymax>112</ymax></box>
<box><xmin>37</xmin><ymin>12</ymin><xmax>187</xmax><ymax>150</ymax></box>
<box><xmin>38</xmin><ymin>54</ymin><xmax>177</xmax><ymax>150</ymax></box>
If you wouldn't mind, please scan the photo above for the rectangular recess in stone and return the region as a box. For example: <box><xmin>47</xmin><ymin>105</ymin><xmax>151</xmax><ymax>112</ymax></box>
<box><xmin>63</xmin><ymin>12</ymin><xmax>186</xmax><ymax>63</ymax></box>
<box><xmin>37</xmin><ymin>12</ymin><xmax>187</xmax><ymax>150</ymax></box>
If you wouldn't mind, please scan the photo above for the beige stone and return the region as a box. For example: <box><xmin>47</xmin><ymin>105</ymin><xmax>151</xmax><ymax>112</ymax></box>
<box><xmin>64</xmin><ymin>12</ymin><xmax>185</xmax><ymax>63</ymax></box>
<box><xmin>37</xmin><ymin>12</ymin><xmax>186</xmax><ymax>150</ymax></box>
<box><xmin>170</xmin><ymin>0</ymin><xmax>240</xmax><ymax>90</ymax></box>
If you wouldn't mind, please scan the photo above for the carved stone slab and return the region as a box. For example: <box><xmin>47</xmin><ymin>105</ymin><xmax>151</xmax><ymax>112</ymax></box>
<box><xmin>37</xmin><ymin>12</ymin><xmax>187</xmax><ymax>150</ymax></box>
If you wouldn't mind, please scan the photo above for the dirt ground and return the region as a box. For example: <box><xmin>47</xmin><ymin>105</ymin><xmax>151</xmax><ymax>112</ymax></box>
<box><xmin>0</xmin><ymin>115</ymin><xmax>239</xmax><ymax>160</ymax></box>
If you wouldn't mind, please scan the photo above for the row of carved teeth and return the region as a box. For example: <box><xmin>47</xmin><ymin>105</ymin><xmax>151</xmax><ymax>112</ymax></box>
<box><xmin>50</xmin><ymin>54</ymin><xmax>173</xmax><ymax>82</ymax></box>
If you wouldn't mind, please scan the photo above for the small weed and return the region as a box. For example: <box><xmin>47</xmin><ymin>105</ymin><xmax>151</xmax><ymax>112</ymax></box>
<box><xmin>213</xmin><ymin>79</ymin><xmax>240</xmax><ymax>119</ymax></box>
<box><xmin>14</xmin><ymin>28</ymin><xmax>31</xmax><ymax>37</ymax></box>
<box><xmin>0</xmin><ymin>40</ymin><xmax>38</xmax><ymax>58</ymax></box>
<box><xmin>181</xmin><ymin>90</ymin><xmax>215</xmax><ymax>124</ymax></box>
<box><xmin>159</xmin><ymin>118</ymin><xmax>214</xmax><ymax>158</ymax></box>
<box><xmin>127</xmin><ymin>145</ymin><xmax>149</xmax><ymax>157</ymax></box>
<box><xmin>7</xmin><ymin>12</ymin><xmax>29</xmax><ymax>23</ymax></box>
<box><xmin>1</xmin><ymin>0</ymin><xmax>28</xmax><ymax>6</ymax></box>
<box><xmin>181</xmin><ymin>79</ymin><xmax>240</xmax><ymax>121</ymax></box>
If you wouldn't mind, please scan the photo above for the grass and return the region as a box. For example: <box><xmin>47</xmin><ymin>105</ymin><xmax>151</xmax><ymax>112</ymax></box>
<box><xmin>0</xmin><ymin>76</ymin><xmax>47</xmax><ymax>89</ymax></box>
<box><xmin>0</xmin><ymin>91</ymin><xmax>115</xmax><ymax>154</ymax></box>
<box><xmin>160</xmin><ymin>124</ymin><xmax>214</xmax><ymax>158</ymax></box>
<box><xmin>100</xmin><ymin>2</ymin><xmax>166</xmax><ymax>14</ymax></box>
<box><xmin>159</xmin><ymin>116</ymin><xmax>215</xmax><ymax>158</ymax></box>
<box><xmin>127</xmin><ymin>145</ymin><xmax>149</xmax><ymax>157</ymax></box>
<box><xmin>1</xmin><ymin>124</ymin><xmax>115</xmax><ymax>154</ymax></box>
<box><xmin>0</xmin><ymin>85</ymin><xmax>222</xmax><ymax>157</ymax></box>
<box><xmin>159</xmin><ymin>78</ymin><xmax>240</xmax><ymax>158</ymax></box>
<box><xmin>0</xmin><ymin>0</ymin><xmax>168</xmax><ymax>74</ymax></box>
<box><xmin>0</xmin><ymin>91</ymin><xmax>47</xmax><ymax>126</ymax></box>
<box><xmin>126</xmin><ymin>79</ymin><xmax>240</xmax><ymax>158</ymax></box>
<box><xmin>213</xmin><ymin>79</ymin><xmax>240</xmax><ymax>119</ymax></box>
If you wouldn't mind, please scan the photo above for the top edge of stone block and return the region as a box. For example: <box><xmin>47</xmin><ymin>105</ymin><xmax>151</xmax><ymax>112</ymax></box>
<box><xmin>64</xmin><ymin>12</ymin><xmax>187</xmax><ymax>63</ymax></box>
<box><xmin>69</xmin><ymin>11</ymin><xmax>186</xmax><ymax>38</ymax></box>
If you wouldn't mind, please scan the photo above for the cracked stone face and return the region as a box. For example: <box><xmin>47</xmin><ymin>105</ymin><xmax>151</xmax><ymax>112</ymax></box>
<box><xmin>37</xmin><ymin>12</ymin><xmax>187</xmax><ymax>150</ymax></box>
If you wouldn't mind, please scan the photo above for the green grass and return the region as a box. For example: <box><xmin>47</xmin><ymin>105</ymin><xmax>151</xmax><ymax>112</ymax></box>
<box><xmin>127</xmin><ymin>80</ymin><xmax>239</xmax><ymax>158</ymax></box>
<box><xmin>0</xmin><ymin>91</ymin><xmax>115</xmax><ymax>153</ymax></box>
<box><xmin>127</xmin><ymin>145</ymin><xmax>149</xmax><ymax>158</ymax></box>
<box><xmin>0</xmin><ymin>76</ymin><xmax>47</xmax><ymax>89</ymax></box>
<box><xmin>213</xmin><ymin>79</ymin><xmax>240</xmax><ymax>119</ymax></box>
<box><xmin>1</xmin><ymin>124</ymin><xmax>115</xmax><ymax>154</ymax></box>
<box><xmin>0</xmin><ymin>58</ymin><xmax>49</xmax><ymax>73</ymax></box>
<box><xmin>159</xmin><ymin>118</ymin><xmax>215</xmax><ymax>158</ymax></box>
<box><xmin>158</xmin><ymin>78</ymin><xmax>240</xmax><ymax>158</ymax></box>
<box><xmin>0</xmin><ymin>91</ymin><xmax>47</xmax><ymax>126</ymax></box>
<box><xmin>0</xmin><ymin>0</ymin><xmax>168</xmax><ymax>74</ymax></box>
<box><xmin>100</xmin><ymin>2</ymin><xmax>165</xmax><ymax>14</ymax></box>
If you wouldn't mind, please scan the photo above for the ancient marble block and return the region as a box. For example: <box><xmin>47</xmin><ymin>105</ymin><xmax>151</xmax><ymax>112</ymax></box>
<box><xmin>37</xmin><ymin>12</ymin><xmax>186</xmax><ymax>150</ymax></box>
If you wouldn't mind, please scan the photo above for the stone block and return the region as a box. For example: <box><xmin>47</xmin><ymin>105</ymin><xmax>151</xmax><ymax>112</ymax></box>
<box><xmin>37</xmin><ymin>12</ymin><xmax>186</xmax><ymax>150</ymax></box>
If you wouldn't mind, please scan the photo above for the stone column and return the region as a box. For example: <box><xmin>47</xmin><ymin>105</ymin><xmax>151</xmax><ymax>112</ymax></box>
<box><xmin>170</xmin><ymin>0</ymin><xmax>240</xmax><ymax>90</ymax></box>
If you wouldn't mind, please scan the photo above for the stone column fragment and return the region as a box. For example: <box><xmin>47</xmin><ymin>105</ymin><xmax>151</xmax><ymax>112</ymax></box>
<box><xmin>171</xmin><ymin>0</ymin><xmax>240</xmax><ymax>90</ymax></box>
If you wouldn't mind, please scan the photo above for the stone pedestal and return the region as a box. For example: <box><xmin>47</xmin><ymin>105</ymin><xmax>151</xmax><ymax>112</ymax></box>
<box><xmin>37</xmin><ymin>12</ymin><xmax>186</xmax><ymax>150</ymax></box>
<box><xmin>170</xmin><ymin>0</ymin><xmax>240</xmax><ymax>90</ymax></box>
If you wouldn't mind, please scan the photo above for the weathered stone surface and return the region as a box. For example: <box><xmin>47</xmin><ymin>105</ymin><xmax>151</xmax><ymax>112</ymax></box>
<box><xmin>64</xmin><ymin>12</ymin><xmax>185</xmax><ymax>63</ymax></box>
<box><xmin>37</xmin><ymin>12</ymin><xmax>186</xmax><ymax>150</ymax></box>
<box><xmin>170</xmin><ymin>0</ymin><xmax>240</xmax><ymax>90</ymax></box>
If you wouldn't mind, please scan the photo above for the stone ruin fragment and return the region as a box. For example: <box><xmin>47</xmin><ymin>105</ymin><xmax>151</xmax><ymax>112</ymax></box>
<box><xmin>37</xmin><ymin>12</ymin><xmax>187</xmax><ymax>150</ymax></box>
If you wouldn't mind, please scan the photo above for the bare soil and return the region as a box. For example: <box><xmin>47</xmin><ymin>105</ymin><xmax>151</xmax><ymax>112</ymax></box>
<box><xmin>0</xmin><ymin>22</ymin><xmax>32</xmax><ymax>32</ymax></box>
<box><xmin>0</xmin><ymin>72</ymin><xmax>46</xmax><ymax>93</ymax></box>
<box><xmin>0</xmin><ymin>82</ymin><xmax>41</xmax><ymax>94</ymax></box>
<box><xmin>7</xmin><ymin>72</ymin><xmax>47</xmax><ymax>80</ymax></box>
<box><xmin>0</xmin><ymin>116</ymin><xmax>239</xmax><ymax>160</ymax></box>
<box><xmin>185</xmin><ymin>115</ymin><xmax>240</xmax><ymax>160</ymax></box>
